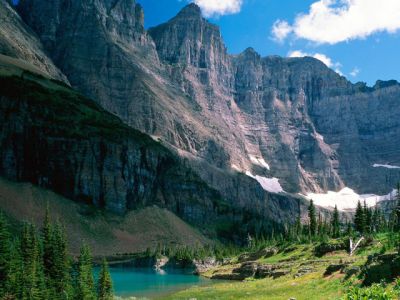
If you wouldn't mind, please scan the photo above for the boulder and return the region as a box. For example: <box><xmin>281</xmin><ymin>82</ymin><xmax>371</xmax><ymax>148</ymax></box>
<box><xmin>211</xmin><ymin>273</ymin><xmax>247</xmax><ymax>281</ymax></box>
<box><xmin>344</xmin><ymin>266</ymin><xmax>360</xmax><ymax>279</ymax></box>
<box><xmin>294</xmin><ymin>267</ymin><xmax>314</xmax><ymax>278</ymax></box>
<box><xmin>324</xmin><ymin>264</ymin><xmax>345</xmax><ymax>276</ymax></box>
<box><xmin>193</xmin><ymin>257</ymin><xmax>220</xmax><ymax>274</ymax></box>
<box><xmin>255</xmin><ymin>265</ymin><xmax>274</xmax><ymax>279</ymax></box>
<box><xmin>233</xmin><ymin>262</ymin><xmax>258</xmax><ymax>278</ymax></box>
<box><xmin>315</xmin><ymin>242</ymin><xmax>347</xmax><ymax>257</ymax></box>
<box><xmin>238</xmin><ymin>247</ymin><xmax>278</xmax><ymax>262</ymax></box>
<box><xmin>154</xmin><ymin>256</ymin><xmax>169</xmax><ymax>270</ymax></box>
<box><xmin>271</xmin><ymin>269</ymin><xmax>290</xmax><ymax>279</ymax></box>
<box><xmin>363</xmin><ymin>253</ymin><xmax>400</xmax><ymax>285</ymax></box>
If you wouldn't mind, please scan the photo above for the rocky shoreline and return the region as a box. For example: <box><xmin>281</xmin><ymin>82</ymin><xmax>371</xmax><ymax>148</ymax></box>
<box><xmin>103</xmin><ymin>255</ymin><xmax>221</xmax><ymax>276</ymax></box>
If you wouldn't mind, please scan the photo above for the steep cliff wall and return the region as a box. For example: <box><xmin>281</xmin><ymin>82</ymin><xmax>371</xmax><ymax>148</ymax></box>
<box><xmin>0</xmin><ymin>64</ymin><xmax>301</xmax><ymax>239</ymax></box>
<box><xmin>0</xmin><ymin>0</ymin><xmax>66</xmax><ymax>81</ymax></box>
<box><xmin>147</xmin><ymin>6</ymin><xmax>400</xmax><ymax>195</ymax></box>
<box><xmin>13</xmin><ymin>0</ymin><xmax>400</xmax><ymax>202</ymax></box>
<box><xmin>0</xmin><ymin>72</ymin><xmax>220</xmax><ymax>222</ymax></box>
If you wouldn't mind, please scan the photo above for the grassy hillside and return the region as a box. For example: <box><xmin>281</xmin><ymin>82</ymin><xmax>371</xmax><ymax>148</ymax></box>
<box><xmin>166</xmin><ymin>234</ymin><xmax>400</xmax><ymax>300</ymax></box>
<box><xmin>0</xmin><ymin>177</ymin><xmax>211</xmax><ymax>256</ymax></box>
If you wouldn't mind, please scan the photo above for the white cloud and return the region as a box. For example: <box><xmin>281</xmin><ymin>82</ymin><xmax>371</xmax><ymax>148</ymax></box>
<box><xmin>288</xmin><ymin>50</ymin><xmax>342</xmax><ymax>74</ymax></box>
<box><xmin>272</xmin><ymin>20</ymin><xmax>292</xmax><ymax>42</ymax></box>
<box><xmin>272</xmin><ymin>0</ymin><xmax>400</xmax><ymax>44</ymax></box>
<box><xmin>350</xmin><ymin>67</ymin><xmax>360</xmax><ymax>77</ymax></box>
<box><xmin>193</xmin><ymin>0</ymin><xmax>243</xmax><ymax>17</ymax></box>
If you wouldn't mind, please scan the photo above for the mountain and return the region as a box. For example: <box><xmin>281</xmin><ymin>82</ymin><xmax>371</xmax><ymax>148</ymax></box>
<box><xmin>148</xmin><ymin>8</ymin><xmax>400</xmax><ymax>195</ymax></box>
<box><xmin>6</xmin><ymin>0</ymin><xmax>295</xmax><ymax>225</ymax></box>
<box><xmin>1</xmin><ymin>47</ymin><xmax>301</xmax><ymax>245</ymax></box>
<box><xmin>0</xmin><ymin>0</ymin><xmax>399</xmax><ymax>242</ymax></box>
<box><xmin>14</xmin><ymin>0</ymin><xmax>400</xmax><ymax>200</ymax></box>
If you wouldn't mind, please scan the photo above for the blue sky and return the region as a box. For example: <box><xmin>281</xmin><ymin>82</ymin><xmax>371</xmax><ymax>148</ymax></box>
<box><xmin>138</xmin><ymin>0</ymin><xmax>400</xmax><ymax>86</ymax></box>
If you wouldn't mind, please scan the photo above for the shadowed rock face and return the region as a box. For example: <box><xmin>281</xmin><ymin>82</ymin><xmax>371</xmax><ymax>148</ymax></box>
<box><xmin>13</xmin><ymin>0</ymin><xmax>400</xmax><ymax>203</ymax></box>
<box><xmin>0</xmin><ymin>0</ymin><xmax>66</xmax><ymax>81</ymax></box>
<box><xmin>0</xmin><ymin>70</ymin><xmax>305</xmax><ymax>238</ymax></box>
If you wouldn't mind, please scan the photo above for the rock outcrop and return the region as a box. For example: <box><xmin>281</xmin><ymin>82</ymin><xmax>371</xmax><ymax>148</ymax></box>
<box><xmin>211</xmin><ymin>261</ymin><xmax>292</xmax><ymax>281</ymax></box>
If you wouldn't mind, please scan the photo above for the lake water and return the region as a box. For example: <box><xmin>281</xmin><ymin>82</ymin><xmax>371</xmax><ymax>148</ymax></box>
<box><xmin>99</xmin><ymin>267</ymin><xmax>211</xmax><ymax>299</ymax></box>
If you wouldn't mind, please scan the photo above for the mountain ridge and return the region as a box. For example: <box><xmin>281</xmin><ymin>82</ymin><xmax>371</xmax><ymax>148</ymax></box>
<box><xmin>1</xmin><ymin>0</ymin><xmax>399</xmax><ymax>223</ymax></box>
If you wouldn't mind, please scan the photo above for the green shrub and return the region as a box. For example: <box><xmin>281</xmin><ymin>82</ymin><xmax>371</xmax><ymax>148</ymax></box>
<box><xmin>394</xmin><ymin>278</ymin><xmax>400</xmax><ymax>292</ymax></box>
<box><xmin>342</xmin><ymin>283</ymin><xmax>396</xmax><ymax>300</ymax></box>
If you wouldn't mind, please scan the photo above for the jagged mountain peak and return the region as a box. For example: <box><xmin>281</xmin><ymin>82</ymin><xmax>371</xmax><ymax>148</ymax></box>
<box><xmin>148</xmin><ymin>3</ymin><xmax>228</xmax><ymax>69</ymax></box>
<box><xmin>176</xmin><ymin>3</ymin><xmax>202</xmax><ymax>19</ymax></box>
<box><xmin>239</xmin><ymin>47</ymin><xmax>261</xmax><ymax>59</ymax></box>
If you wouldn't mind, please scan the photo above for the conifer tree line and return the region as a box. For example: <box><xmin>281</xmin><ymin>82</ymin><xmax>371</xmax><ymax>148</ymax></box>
<box><xmin>283</xmin><ymin>184</ymin><xmax>400</xmax><ymax>242</ymax></box>
<box><xmin>0</xmin><ymin>206</ymin><xmax>113</xmax><ymax>300</ymax></box>
<box><xmin>353</xmin><ymin>183</ymin><xmax>400</xmax><ymax>235</ymax></box>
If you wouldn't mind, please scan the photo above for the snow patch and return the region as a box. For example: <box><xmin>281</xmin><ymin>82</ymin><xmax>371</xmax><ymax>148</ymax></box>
<box><xmin>249</xmin><ymin>155</ymin><xmax>270</xmax><ymax>170</ymax></box>
<box><xmin>373</xmin><ymin>164</ymin><xmax>400</xmax><ymax>169</ymax></box>
<box><xmin>150</xmin><ymin>135</ymin><xmax>162</xmax><ymax>142</ymax></box>
<box><xmin>246</xmin><ymin>171</ymin><xmax>284</xmax><ymax>194</ymax></box>
<box><xmin>231</xmin><ymin>164</ymin><xmax>242</xmax><ymax>172</ymax></box>
<box><xmin>305</xmin><ymin>187</ymin><xmax>397</xmax><ymax>211</ymax></box>
<box><xmin>315</xmin><ymin>133</ymin><xmax>324</xmax><ymax>142</ymax></box>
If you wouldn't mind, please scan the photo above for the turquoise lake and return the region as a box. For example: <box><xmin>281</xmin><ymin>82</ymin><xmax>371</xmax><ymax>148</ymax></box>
<box><xmin>98</xmin><ymin>267</ymin><xmax>211</xmax><ymax>299</ymax></box>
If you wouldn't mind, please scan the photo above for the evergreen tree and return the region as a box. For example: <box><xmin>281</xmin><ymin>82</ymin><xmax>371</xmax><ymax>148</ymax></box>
<box><xmin>41</xmin><ymin>206</ymin><xmax>72</xmax><ymax>299</ymax></box>
<box><xmin>364</xmin><ymin>202</ymin><xmax>372</xmax><ymax>233</ymax></box>
<box><xmin>20</xmin><ymin>223</ymin><xmax>45</xmax><ymax>300</ymax></box>
<box><xmin>372</xmin><ymin>207</ymin><xmax>380</xmax><ymax>233</ymax></box>
<box><xmin>389</xmin><ymin>210</ymin><xmax>397</xmax><ymax>232</ymax></box>
<box><xmin>76</xmin><ymin>244</ymin><xmax>96</xmax><ymax>300</ymax></box>
<box><xmin>53</xmin><ymin>222</ymin><xmax>72</xmax><ymax>299</ymax></box>
<box><xmin>0</xmin><ymin>212</ymin><xmax>12</xmax><ymax>295</ymax></box>
<box><xmin>354</xmin><ymin>201</ymin><xmax>366</xmax><ymax>234</ymax></box>
<box><xmin>97</xmin><ymin>259</ymin><xmax>113</xmax><ymax>300</ymax></box>
<box><xmin>5</xmin><ymin>238</ymin><xmax>24</xmax><ymax>299</ymax></box>
<box><xmin>308</xmin><ymin>200</ymin><xmax>317</xmax><ymax>237</ymax></box>
<box><xmin>346</xmin><ymin>221</ymin><xmax>353</xmax><ymax>237</ymax></box>
<box><xmin>0</xmin><ymin>212</ymin><xmax>106</xmax><ymax>300</ymax></box>
<box><xmin>331</xmin><ymin>205</ymin><xmax>340</xmax><ymax>238</ymax></box>
<box><xmin>42</xmin><ymin>203</ymin><xmax>54</xmax><ymax>281</ymax></box>
<box><xmin>395</xmin><ymin>183</ymin><xmax>400</xmax><ymax>231</ymax></box>
<box><xmin>317</xmin><ymin>212</ymin><xmax>323</xmax><ymax>236</ymax></box>
<box><xmin>295</xmin><ymin>198</ymin><xmax>302</xmax><ymax>238</ymax></box>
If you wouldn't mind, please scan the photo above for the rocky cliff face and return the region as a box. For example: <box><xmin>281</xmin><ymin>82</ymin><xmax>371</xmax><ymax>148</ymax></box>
<box><xmin>311</xmin><ymin>85</ymin><xmax>400</xmax><ymax>194</ymax></box>
<box><xmin>11</xmin><ymin>0</ymin><xmax>400</xmax><ymax>206</ymax></box>
<box><xmin>147</xmin><ymin>6</ymin><xmax>400</xmax><ymax>195</ymax></box>
<box><xmin>0</xmin><ymin>0</ymin><xmax>66</xmax><ymax>81</ymax></box>
<box><xmin>16</xmin><ymin>0</ymin><xmax>211</xmax><ymax>155</ymax></box>
<box><xmin>0</xmin><ymin>66</ymin><xmax>301</xmax><ymax>239</ymax></box>
<box><xmin>0</xmin><ymin>72</ymin><xmax>214</xmax><ymax>221</ymax></box>
<box><xmin>148</xmin><ymin>6</ymin><xmax>400</xmax><ymax>195</ymax></box>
